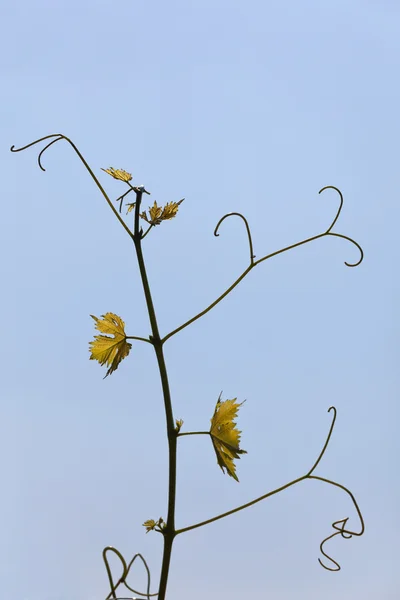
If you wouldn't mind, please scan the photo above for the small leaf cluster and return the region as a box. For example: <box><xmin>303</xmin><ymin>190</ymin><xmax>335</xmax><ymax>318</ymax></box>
<box><xmin>143</xmin><ymin>517</ymin><xmax>166</xmax><ymax>534</ymax></box>
<box><xmin>102</xmin><ymin>165</ymin><xmax>184</xmax><ymax>226</ymax></box>
<box><xmin>140</xmin><ymin>199</ymin><xmax>184</xmax><ymax>225</ymax></box>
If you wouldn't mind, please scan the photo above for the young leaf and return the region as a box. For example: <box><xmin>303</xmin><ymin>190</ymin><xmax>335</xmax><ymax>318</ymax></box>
<box><xmin>143</xmin><ymin>517</ymin><xmax>165</xmax><ymax>533</ymax></box>
<box><xmin>140</xmin><ymin>201</ymin><xmax>163</xmax><ymax>225</ymax></box>
<box><xmin>159</xmin><ymin>199</ymin><xmax>184</xmax><ymax>221</ymax></box>
<box><xmin>89</xmin><ymin>313</ymin><xmax>132</xmax><ymax>378</ymax></box>
<box><xmin>101</xmin><ymin>167</ymin><xmax>132</xmax><ymax>182</ymax></box>
<box><xmin>143</xmin><ymin>519</ymin><xmax>157</xmax><ymax>533</ymax></box>
<box><xmin>126</xmin><ymin>202</ymin><xmax>136</xmax><ymax>214</ymax></box>
<box><xmin>209</xmin><ymin>394</ymin><xmax>247</xmax><ymax>482</ymax></box>
<box><xmin>140</xmin><ymin>198</ymin><xmax>184</xmax><ymax>226</ymax></box>
<box><xmin>175</xmin><ymin>418</ymin><xmax>184</xmax><ymax>433</ymax></box>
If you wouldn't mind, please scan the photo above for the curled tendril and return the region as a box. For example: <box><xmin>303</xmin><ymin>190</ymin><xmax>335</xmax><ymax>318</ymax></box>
<box><xmin>319</xmin><ymin>186</ymin><xmax>344</xmax><ymax>233</ymax></box>
<box><xmin>11</xmin><ymin>133</ymin><xmax>64</xmax><ymax>171</ymax></box>
<box><xmin>318</xmin><ymin>528</ymin><xmax>343</xmax><ymax>571</ymax></box>
<box><xmin>214</xmin><ymin>212</ymin><xmax>256</xmax><ymax>265</ymax></box>
<box><xmin>318</xmin><ymin>186</ymin><xmax>364</xmax><ymax>267</ymax></box>
<box><xmin>308</xmin><ymin>476</ymin><xmax>365</xmax><ymax>572</ymax></box>
<box><xmin>306</xmin><ymin>408</ymin><xmax>365</xmax><ymax>572</ymax></box>
<box><xmin>210</xmin><ymin>187</ymin><xmax>362</xmax><ymax>285</ymax></box>
<box><xmin>318</xmin><ymin>518</ymin><xmax>355</xmax><ymax>572</ymax></box>
<box><xmin>103</xmin><ymin>546</ymin><xmax>158</xmax><ymax>599</ymax></box>
<box><xmin>327</xmin><ymin>232</ymin><xmax>364</xmax><ymax>267</ymax></box>
<box><xmin>307</xmin><ymin>406</ymin><xmax>337</xmax><ymax>476</ymax></box>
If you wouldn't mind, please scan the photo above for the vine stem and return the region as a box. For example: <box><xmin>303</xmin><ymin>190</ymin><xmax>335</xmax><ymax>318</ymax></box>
<box><xmin>132</xmin><ymin>190</ymin><xmax>176</xmax><ymax>600</ymax></box>
<box><xmin>162</xmin><ymin>265</ymin><xmax>253</xmax><ymax>343</ymax></box>
<box><xmin>178</xmin><ymin>431</ymin><xmax>210</xmax><ymax>437</ymax></box>
<box><xmin>176</xmin><ymin>475</ymin><xmax>307</xmax><ymax>534</ymax></box>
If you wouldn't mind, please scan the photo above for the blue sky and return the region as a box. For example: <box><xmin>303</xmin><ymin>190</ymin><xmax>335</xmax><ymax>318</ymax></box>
<box><xmin>1</xmin><ymin>1</ymin><xmax>399</xmax><ymax>599</ymax></box>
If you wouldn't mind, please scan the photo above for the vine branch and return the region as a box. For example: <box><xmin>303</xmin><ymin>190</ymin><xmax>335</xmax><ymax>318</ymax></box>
<box><xmin>175</xmin><ymin>406</ymin><xmax>364</xmax><ymax>572</ymax></box>
<box><xmin>162</xmin><ymin>186</ymin><xmax>363</xmax><ymax>343</ymax></box>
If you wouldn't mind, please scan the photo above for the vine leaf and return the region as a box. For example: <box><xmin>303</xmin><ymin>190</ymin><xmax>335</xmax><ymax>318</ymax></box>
<box><xmin>140</xmin><ymin>199</ymin><xmax>184</xmax><ymax>226</ymax></box>
<box><xmin>143</xmin><ymin>517</ymin><xmax>165</xmax><ymax>533</ymax></box>
<box><xmin>143</xmin><ymin>519</ymin><xmax>157</xmax><ymax>533</ymax></box>
<box><xmin>209</xmin><ymin>394</ymin><xmax>247</xmax><ymax>482</ymax></box>
<box><xmin>89</xmin><ymin>313</ymin><xmax>132</xmax><ymax>378</ymax></box>
<box><xmin>101</xmin><ymin>167</ymin><xmax>132</xmax><ymax>182</ymax></box>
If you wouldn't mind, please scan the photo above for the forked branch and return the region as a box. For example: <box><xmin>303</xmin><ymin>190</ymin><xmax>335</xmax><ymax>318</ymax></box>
<box><xmin>162</xmin><ymin>186</ymin><xmax>363</xmax><ymax>343</ymax></box>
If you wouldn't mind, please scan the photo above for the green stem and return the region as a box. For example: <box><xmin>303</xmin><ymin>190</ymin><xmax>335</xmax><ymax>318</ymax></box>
<box><xmin>178</xmin><ymin>431</ymin><xmax>210</xmax><ymax>437</ymax></box>
<box><xmin>162</xmin><ymin>265</ymin><xmax>254</xmax><ymax>343</ymax></box>
<box><xmin>176</xmin><ymin>475</ymin><xmax>307</xmax><ymax>534</ymax></box>
<box><xmin>141</xmin><ymin>224</ymin><xmax>154</xmax><ymax>240</ymax></box>
<box><xmin>133</xmin><ymin>191</ymin><xmax>176</xmax><ymax>600</ymax></box>
<box><xmin>253</xmin><ymin>233</ymin><xmax>325</xmax><ymax>266</ymax></box>
<box><xmin>126</xmin><ymin>335</ymin><xmax>153</xmax><ymax>344</ymax></box>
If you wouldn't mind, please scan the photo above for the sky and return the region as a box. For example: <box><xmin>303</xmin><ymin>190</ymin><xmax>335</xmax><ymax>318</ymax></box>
<box><xmin>1</xmin><ymin>1</ymin><xmax>399</xmax><ymax>599</ymax></box>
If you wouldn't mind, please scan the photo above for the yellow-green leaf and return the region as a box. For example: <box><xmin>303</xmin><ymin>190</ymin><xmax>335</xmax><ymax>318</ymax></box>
<box><xmin>101</xmin><ymin>167</ymin><xmax>132</xmax><ymax>182</ymax></box>
<box><xmin>175</xmin><ymin>418</ymin><xmax>184</xmax><ymax>433</ymax></box>
<box><xmin>143</xmin><ymin>519</ymin><xmax>157</xmax><ymax>533</ymax></box>
<box><xmin>126</xmin><ymin>202</ymin><xmax>136</xmax><ymax>214</ymax></box>
<box><xmin>160</xmin><ymin>199</ymin><xmax>184</xmax><ymax>220</ymax></box>
<box><xmin>143</xmin><ymin>518</ymin><xmax>165</xmax><ymax>533</ymax></box>
<box><xmin>140</xmin><ymin>201</ymin><xmax>163</xmax><ymax>225</ymax></box>
<box><xmin>89</xmin><ymin>312</ymin><xmax>132</xmax><ymax>378</ymax></box>
<box><xmin>140</xmin><ymin>198</ymin><xmax>184</xmax><ymax>226</ymax></box>
<box><xmin>209</xmin><ymin>394</ymin><xmax>247</xmax><ymax>482</ymax></box>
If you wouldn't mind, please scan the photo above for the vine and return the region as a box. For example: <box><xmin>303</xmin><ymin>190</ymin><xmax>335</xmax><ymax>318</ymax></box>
<box><xmin>11</xmin><ymin>134</ymin><xmax>365</xmax><ymax>600</ymax></box>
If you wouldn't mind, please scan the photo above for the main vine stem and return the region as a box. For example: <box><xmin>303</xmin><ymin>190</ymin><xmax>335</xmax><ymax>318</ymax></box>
<box><xmin>133</xmin><ymin>190</ymin><xmax>176</xmax><ymax>600</ymax></box>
